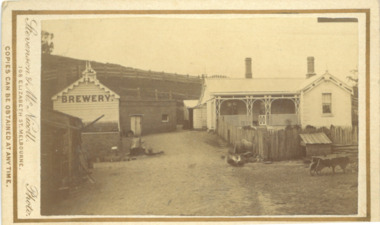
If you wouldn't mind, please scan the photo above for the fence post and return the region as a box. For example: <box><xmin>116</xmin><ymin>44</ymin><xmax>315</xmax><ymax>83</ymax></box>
<box><xmin>279</xmin><ymin>129</ymin><xmax>285</xmax><ymax>160</ymax></box>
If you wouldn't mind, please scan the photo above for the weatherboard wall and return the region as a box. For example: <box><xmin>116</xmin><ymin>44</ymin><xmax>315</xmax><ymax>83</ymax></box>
<box><xmin>207</xmin><ymin>100</ymin><xmax>216</xmax><ymax>130</ymax></box>
<box><xmin>193</xmin><ymin>105</ymin><xmax>207</xmax><ymax>129</ymax></box>
<box><xmin>53</xmin><ymin>81</ymin><xmax>120</xmax><ymax>126</ymax></box>
<box><xmin>301</xmin><ymin>80</ymin><xmax>352</xmax><ymax>128</ymax></box>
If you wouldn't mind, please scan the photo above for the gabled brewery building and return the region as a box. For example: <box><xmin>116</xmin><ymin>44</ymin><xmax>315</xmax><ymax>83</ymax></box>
<box><xmin>51</xmin><ymin>62</ymin><xmax>177</xmax><ymax>159</ymax></box>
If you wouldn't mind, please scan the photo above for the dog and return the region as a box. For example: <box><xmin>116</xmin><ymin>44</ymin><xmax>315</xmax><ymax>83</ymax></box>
<box><xmin>309</xmin><ymin>156</ymin><xmax>350</xmax><ymax>176</ymax></box>
<box><xmin>226</xmin><ymin>153</ymin><xmax>244</xmax><ymax>167</ymax></box>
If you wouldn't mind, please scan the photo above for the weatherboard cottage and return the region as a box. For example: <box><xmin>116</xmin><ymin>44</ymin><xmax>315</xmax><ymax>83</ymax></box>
<box><xmin>197</xmin><ymin>57</ymin><xmax>353</xmax><ymax>130</ymax></box>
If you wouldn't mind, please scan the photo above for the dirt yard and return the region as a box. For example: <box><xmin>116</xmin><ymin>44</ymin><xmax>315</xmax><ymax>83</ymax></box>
<box><xmin>48</xmin><ymin>130</ymin><xmax>358</xmax><ymax>216</ymax></box>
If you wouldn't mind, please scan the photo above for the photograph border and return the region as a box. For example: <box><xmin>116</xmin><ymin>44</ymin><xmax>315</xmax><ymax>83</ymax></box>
<box><xmin>11</xmin><ymin>9</ymin><xmax>371</xmax><ymax>223</ymax></box>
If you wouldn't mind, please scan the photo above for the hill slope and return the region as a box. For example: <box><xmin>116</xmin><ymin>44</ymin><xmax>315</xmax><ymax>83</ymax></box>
<box><xmin>42</xmin><ymin>54</ymin><xmax>203</xmax><ymax>108</ymax></box>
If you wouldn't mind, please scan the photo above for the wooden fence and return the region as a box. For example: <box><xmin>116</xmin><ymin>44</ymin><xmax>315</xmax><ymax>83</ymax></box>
<box><xmin>216</xmin><ymin>119</ymin><xmax>358</xmax><ymax>161</ymax></box>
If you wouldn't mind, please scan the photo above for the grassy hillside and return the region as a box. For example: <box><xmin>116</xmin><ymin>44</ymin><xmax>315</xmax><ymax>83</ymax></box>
<box><xmin>41</xmin><ymin>54</ymin><xmax>203</xmax><ymax>108</ymax></box>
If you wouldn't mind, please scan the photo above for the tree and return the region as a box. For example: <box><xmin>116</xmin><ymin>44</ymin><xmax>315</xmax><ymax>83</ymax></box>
<box><xmin>346</xmin><ymin>69</ymin><xmax>358</xmax><ymax>86</ymax></box>
<box><xmin>41</xmin><ymin>30</ymin><xmax>54</xmax><ymax>54</ymax></box>
<box><xmin>347</xmin><ymin>69</ymin><xmax>358</xmax><ymax>126</ymax></box>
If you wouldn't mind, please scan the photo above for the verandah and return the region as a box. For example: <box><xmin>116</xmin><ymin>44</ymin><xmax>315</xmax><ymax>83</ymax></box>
<box><xmin>214</xmin><ymin>94</ymin><xmax>300</xmax><ymax>127</ymax></box>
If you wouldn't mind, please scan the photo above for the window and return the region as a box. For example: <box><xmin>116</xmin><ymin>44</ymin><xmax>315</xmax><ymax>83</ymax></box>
<box><xmin>322</xmin><ymin>93</ymin><xmax>332</xmax><ymax>114</ymax></box>
<box><xmin>162</xmin><ymin>114</ymin><xmax>169</xmax><ymax>122</ymax></box>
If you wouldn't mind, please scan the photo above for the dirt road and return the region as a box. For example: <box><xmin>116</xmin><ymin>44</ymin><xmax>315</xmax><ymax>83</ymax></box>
<box><xmin>49</xmin><ymin>130</ymin><xmax>358</xmax><ymax>216</ymax></box>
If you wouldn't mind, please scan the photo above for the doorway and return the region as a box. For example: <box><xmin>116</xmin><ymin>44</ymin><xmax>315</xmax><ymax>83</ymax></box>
<box><xmin>130</xmin><ymin>115</ymin><xmax>142</xmax><ymax>136</ymax></box>
<box><xmin>188</xmin><ymin>108</ymin><xmax>194</xmax><ymax>129</ymax></box>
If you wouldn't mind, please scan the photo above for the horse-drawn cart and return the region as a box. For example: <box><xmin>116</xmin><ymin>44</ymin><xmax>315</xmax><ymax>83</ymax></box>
<box><xmin>309</xmin><ymin>154</ymin><xmax>350</xmax><ymax>176</ymax></box>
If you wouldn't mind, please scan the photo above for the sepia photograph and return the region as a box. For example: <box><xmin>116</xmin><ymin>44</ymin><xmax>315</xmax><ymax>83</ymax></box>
<box><xmin>39</xmin><ymin>15</ymin><xmax>360</xmax><ymax>216</ymax></box>
<box><xmin>4</xmin><ymin>0</ymin><xmax>380</xmax><ymax>222</ymax></box>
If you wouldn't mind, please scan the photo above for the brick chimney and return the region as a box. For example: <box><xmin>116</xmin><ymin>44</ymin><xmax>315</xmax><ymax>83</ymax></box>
<box><xmin>245</xmin><ymin>57</ymin><xmax>252</xmax><ymax>79</ymax></box>
<box><xmin>306</xmin><ymin>56</ymin><xmax>316</xmax><ymax>78</ymax></box>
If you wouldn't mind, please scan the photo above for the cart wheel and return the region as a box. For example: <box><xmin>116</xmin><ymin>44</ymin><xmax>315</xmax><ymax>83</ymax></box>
<box><xmin>309</xmin><ymin>162</ymin><xmax>317</xmax><ymax>176</ymax></box>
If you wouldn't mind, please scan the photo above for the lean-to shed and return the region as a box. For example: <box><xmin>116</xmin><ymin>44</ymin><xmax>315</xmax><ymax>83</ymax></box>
<box><xmin>41</xmin><ymin>109</ymin><xmax>83</xmax><ymax>214</ymax></box>
<box><xmin>299</xmin><ymin>132</ymin><xmax>333</xmax><ymax>156</ymax></box>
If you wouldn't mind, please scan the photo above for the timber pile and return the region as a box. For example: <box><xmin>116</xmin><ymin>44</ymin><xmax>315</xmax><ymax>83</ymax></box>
<box><xmin>332</xmin><ymin>144</ymin><xmax>358</xmax><ymax>151</ymax></box>
<box><xmin>332</xmin><ymin>144</ymin><xmax>358</xmax><ymax>160</ymax></box>
<box><xmin>98</xmin><ymin>137</ymin><xmax>164</xmax><ymax>164</ymax></box>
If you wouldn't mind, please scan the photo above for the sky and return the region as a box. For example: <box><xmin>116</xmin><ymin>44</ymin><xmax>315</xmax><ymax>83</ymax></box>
<box><xmin>43</xmin><ymin>16</ymin><xmax>358</xmax><ymax>80</ymax></box>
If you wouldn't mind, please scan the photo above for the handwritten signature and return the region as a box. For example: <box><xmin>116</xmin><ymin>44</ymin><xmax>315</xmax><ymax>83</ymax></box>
<box><xmin>24</xmin><ymin>17</ymin><xmax>39</xmax><ymax>143</ymax></box>
<box><xmin>25</xmin><ymin>183</ymin><xmax>38</xmax><ymax>216</ymax></box>
<box><xmin>25</xmin><ymin>113</ymin><xmax>39</xmax><ymax>142</ymax></box>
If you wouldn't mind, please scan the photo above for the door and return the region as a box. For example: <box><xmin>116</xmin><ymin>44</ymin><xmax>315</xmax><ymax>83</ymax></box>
<box><xmin>189</xmin><ymin>109</ymin><xmax>194</xmax><ymax>129</ymax></box>
<box><xmin>130</xmin><ymin>116</ymin><xmax>142</xmax><ymax>136</ymax></box>
<box><xmin>258</xmin><ymin>115</ymin><xmax>266</xmax><ymax>126</ymax></box>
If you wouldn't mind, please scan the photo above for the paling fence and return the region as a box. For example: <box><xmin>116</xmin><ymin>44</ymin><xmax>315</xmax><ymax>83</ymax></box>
<box><xmin>216</xmin><ymin>118</ymin><xmax>358</xmax><ymax>161</ymax></box>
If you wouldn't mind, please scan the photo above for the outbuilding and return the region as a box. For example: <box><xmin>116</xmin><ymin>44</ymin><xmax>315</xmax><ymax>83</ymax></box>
<box><xmin>299</xmin><ymin>132</ymin><xmax>333</xmax><ymax>156</ymax></box>
<box><xmin>41</xmin><ymin>109</ymin><xmax>83</xmax><ymax>214</ymax></box>
<box><xmin>183</xmin><ymin>100</ymin><xmax>199</xmax><ymax>129</ymax></box>
<box><xmin>193</xmin><ymin>104</ymin><xmax>207</xmax><ymax>129</ymax></box>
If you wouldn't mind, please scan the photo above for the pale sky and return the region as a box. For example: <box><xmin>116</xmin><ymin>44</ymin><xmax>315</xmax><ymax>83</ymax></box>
<box><xmin>43</xmin><ymin>16</ymin><xmax>358</xmax><ymax>80</ymax></box>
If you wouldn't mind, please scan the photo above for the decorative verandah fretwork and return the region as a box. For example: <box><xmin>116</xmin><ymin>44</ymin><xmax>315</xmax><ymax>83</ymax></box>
<box><xmin>215</xmin><ymin>94</ymin><xmax>300</xmax><ymax>126</ymax></box>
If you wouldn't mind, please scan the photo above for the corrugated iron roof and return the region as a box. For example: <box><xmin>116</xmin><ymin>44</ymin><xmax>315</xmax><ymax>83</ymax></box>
<box><xmin>299</xmin><ymin>133</ymin><xmax>332</xmax><ymax>144</ymax></box>
<box><xmin>198</xmin><ymin>73</ymin><xmax>353</xmax><ymax>104</ymax></box>
<box><xmin>200</xmin><ymin>77</ymin><xmax>305</xmax><ymax>104</ymax></box>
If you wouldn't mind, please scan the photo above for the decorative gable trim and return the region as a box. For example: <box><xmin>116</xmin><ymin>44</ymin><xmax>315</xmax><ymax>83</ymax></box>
<box><xmin>301</xmin><ymin>72</ymin><xmax>353</xmax><ymax>95</ymax></box>
<box><xmin>51</xmin><ymin>77</ymin><xmax>120</xmax><ymax>101</ymax></box>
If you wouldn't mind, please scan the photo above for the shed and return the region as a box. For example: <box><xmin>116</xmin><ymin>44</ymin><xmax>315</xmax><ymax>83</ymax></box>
<box><xmin>299</xmin><ymin>132</ymin><xmax>333</xmax><ymax>156</ymax></box>
<box><xmin>41</xmin><ymin>109</ymin><xmax>84</xmax><ymax>214</ymax></box>
<box><xmin>193</xmin><ymin>104</ymin><xmax>207</xmax><ymax>130</ymax></box>
<box><xmin>183</xmin><ymin>100</ymin><xmax>199</xmax><ymax>129</ymax></box>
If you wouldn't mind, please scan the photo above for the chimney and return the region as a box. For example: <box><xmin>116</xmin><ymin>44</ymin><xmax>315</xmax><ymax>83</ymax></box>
<box><xmin>245</xmin><ymin>57</ymin><xmax>252</xmax><ymax>79</ymax></box>
<box><xmin>306</xmin><ymin>56</ymin><xmax>316</xmax><ymax>78</ymax></box>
